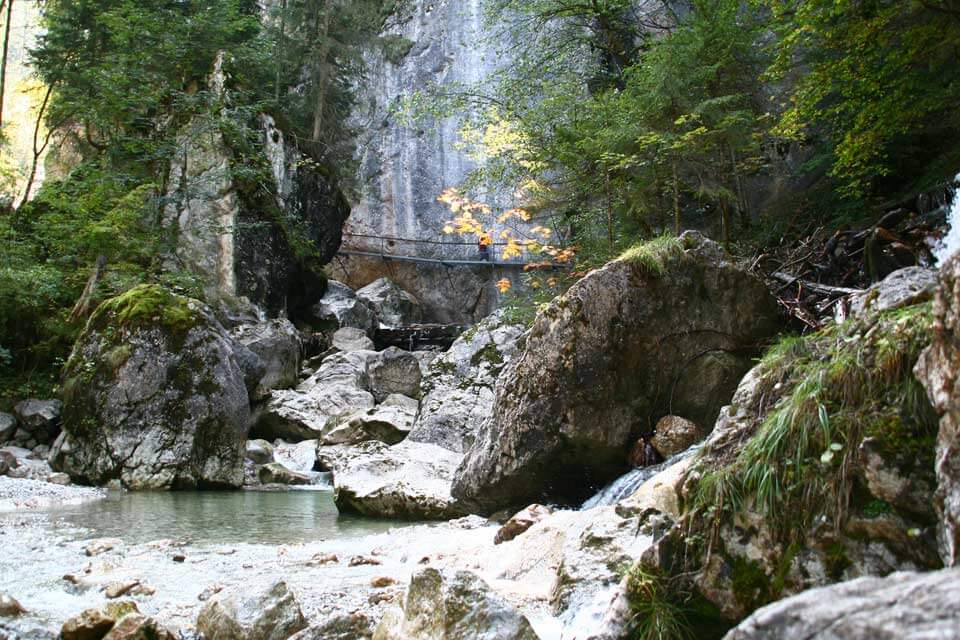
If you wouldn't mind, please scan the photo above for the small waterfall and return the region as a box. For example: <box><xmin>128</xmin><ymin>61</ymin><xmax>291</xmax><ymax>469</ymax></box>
<box><xmin>935</xmin><ymin>172</ymin><xmax>960</xmax><ymax>264</ymax></box>
<box><xmin>581</xmin><ymin>444</ymin><xmax>702</xmax><ymax>510</ymax></box>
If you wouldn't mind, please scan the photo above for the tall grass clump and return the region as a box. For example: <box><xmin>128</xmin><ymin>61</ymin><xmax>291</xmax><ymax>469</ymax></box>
<box><xmin>690</xmin><ymin>302</ymin><xmax>938</xmax><ymax>545</ymax></box>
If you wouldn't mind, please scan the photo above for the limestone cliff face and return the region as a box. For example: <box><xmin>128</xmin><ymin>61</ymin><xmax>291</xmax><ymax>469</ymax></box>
<box><xmin>163</xmin><ymin>59</ymin><xmax>348</xmax><ymax>322</ymax></box>
<box><xmin>335</xmin><ymin>0</ymin><xmax>530</xmax><ymax>323</ymax></box>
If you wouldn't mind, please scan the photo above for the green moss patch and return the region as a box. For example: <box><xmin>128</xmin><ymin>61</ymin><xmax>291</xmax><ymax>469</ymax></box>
<box><xmin>89</xmin><ymin>284</ymin><xmax>202</xmax><ymax>337</ymax></box>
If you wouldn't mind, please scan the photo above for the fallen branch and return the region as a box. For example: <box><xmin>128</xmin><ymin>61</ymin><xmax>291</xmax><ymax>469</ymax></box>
<box><xmin>771</xmin><ymin>272</ymin><xmax>864</xmax><ymax>297</ymax></box>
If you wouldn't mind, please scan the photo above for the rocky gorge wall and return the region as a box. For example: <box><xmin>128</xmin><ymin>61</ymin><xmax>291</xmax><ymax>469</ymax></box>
<box><xmin>163</xmin><ymin>61</ymin><xmax>348</xmax><ymax>324</ymax></box>
<box><xmin>334</xmin><ymin>0</ymin><xmax>534</xmax><ymax>323</ymax></box>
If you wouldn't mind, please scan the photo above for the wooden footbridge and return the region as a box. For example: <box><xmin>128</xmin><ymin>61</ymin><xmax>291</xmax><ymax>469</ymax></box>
<box><xmin>336</xmin><ymin>232</ymin><xmax>569</xmax><ymax>269</ymax></box>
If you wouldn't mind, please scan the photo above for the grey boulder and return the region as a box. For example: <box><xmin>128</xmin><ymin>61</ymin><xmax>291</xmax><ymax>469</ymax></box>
<box><xmin>410</xmin><ymin>312</ymin><xmax>525</xmax><ymax>453</ymax></box>
<box><xmin>847</xmin><ymin>266</ymin><xmax>937</xmax><ymax>320</ymax></box>
<box><xmin>725</xmin><ymin>568</ymin><xmax>960</xmax><ymax>640</ymax></box>
<box><xmin>319</xmin><ymin>441</ymin><xmax>466</xmax><ymax>520</ymax></box>
<box><xmin>231</xmin><ymin>319</ymin><xmax>302</xmax><ymax>400</ymax></box>
<box><xmin>0</xmin><ymin>413</ymin><xmax>16</xmax><ymax>442</ymax></box>
<box><xmin>324</xmin><ymin>395</ymin><xmax>418</xmax><ymax>446</ymax></box>
<box><xmin>257</xmin><ymin>350</ymin><xmax>377</xmax><ymax>441</ymax></box>
<box><xmin>453</xmin><ymin>233</ymin><xmax>780</xmax><ymax>513</ymax></box>
<box><xmin>11</xmin><ymin>399</ymin><xmax>61</xmax><ymax>446</ymax></box>
<box><xmin>332</xmin><ymin>327</ymin><xmax>376</xmax><ymax>352</ymax></box>
<box><xmin>373</xmin><ymin>568</ymin><xmax>538</xmax><ymax>640</ymax></box>
<box><xmin>368</xmin><ymin>348</ymin><xmax>422</xmax><ymax>402</ymax></box>
<box><xmin>311</xmin><ymin>281</ymin><xmax>377</xmax><ymax>334</ymax></box>
<box><xmin>197</xmin><ymin>580</ymin><xmax>308</xmax><ymax>640</ymax></box>
<box><xmin>356</xmin><ymin>278</ymin><xmax>423</xmax><ymax>328</ymax></box>
<box><xmin>258</xmin><ymin>462</ymin><xmax>313</xmax><ymax>486</ymax></box>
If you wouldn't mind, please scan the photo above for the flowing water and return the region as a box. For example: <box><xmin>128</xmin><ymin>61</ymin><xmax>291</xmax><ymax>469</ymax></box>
<box><xmin>935</xmin><ymin>172</ymin><xmax>960</xmax><ymax>264</ymax></box>
<box><xmin>581</xmin><ymin>444</ymin><xmax>702</xmax><ymax>509</ymax></box>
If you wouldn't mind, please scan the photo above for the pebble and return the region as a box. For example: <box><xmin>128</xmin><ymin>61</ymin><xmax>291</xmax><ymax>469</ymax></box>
<box><xmin>306</xmin><ymin>553</ymin><xmax>338</xmax><ymax>566</ymax></box>
<box><xmin>348</xmin><ymin>555</ymin><xmax>382</xmax><ymax>567</ymax></box>
<box><xmin>85</xmin><ymin>538</ymin><xmax>123</xmax><ymax>557</ymax></box>
<box><xmin>104</xmin><ymin>580</ymin><xmax>141</xmax><ymax>598</ymax></box>
<box><xmin>370</xmin><ymin>576</ymin><xmax>396</xmax><ymax>588</ymax></box>
<box><xmin>0</xmin><ymin>592</ymin><xmax>26</xmax><ymax>617</ymax></box>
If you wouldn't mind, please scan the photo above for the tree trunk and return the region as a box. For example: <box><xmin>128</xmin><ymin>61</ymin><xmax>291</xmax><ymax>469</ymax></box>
<box><xmin>274</xmin><ymin>0</ymin><xmax>287</xmax><ymax>104</ymax></box>
<box><xmin>672</xmin><ymin>158</ymin><xmax>680</xmax><ymax>236</ymax></box>
<box><xmin>605</xmin><ymin>169</ymin><xmax>614</xmax><ymax>251</ymax></box>
<box><xmin>311</xmin><ymin>2</ymin><xmax>332</xmax><ymax>146</ymax></box>
<box><xmin>69</xmin><ymin>255</ymin><xmax>108</xmax><ymax>322</ymax></box>
<box><xmin>0</xmin><ymin>0</ymin><xmax>14</xmax><ymax>130</ymax></box>
<box><xmin>20</xmin><ymin>82</ymin><xmax>53</xmax><ymax>207</ymax></box>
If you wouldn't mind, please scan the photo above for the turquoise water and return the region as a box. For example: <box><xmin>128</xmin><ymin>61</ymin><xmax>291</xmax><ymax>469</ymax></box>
<box><xmin>3</xmin><ymin>489</ymin><xmax>407</xmax><ymax>545</ymax></box>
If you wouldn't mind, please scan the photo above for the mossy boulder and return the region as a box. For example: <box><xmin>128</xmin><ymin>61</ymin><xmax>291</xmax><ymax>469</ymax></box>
<box><xmin>51</xmin><ymin>285</ymin><xmax>251</xmax><ymax>489</ymax></box>
<box><xmin>452</xmin><ymin>232</ymin><xmax>781</xmax><ymax>513</ymax></box>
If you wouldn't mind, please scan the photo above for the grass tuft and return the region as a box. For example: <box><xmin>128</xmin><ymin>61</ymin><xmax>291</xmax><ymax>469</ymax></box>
<box><xmin>690</xmin><ymin>302</ymin><xmax>937</xmax><ymax>546</ymax></box>
<box><xmin>617</xmin><ymin>235</ymin><xmax>685</xmax><ymax>276</ymax></box>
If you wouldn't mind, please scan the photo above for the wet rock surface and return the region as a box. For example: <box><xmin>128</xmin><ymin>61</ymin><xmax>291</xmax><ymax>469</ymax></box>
<box><xmin>650</xmin><ymin>416</ymin><xmax>705</xmax><ymax>459</ymax></box>
<box><xmin>495</xmin><ymin>505</ymin><xmax>553</xmax><ymax>545</ymax></box>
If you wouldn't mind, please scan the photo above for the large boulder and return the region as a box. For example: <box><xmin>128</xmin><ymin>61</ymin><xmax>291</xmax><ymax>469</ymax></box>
<box><xmin>847</xmin><ymin>266</ymin><xmax>937</xmax><ymax>320</ymax></box>
<box><xmin>368</xmin><ymin>348</ymin><xmax>422</xmax><ymax>401</ymax></box>
<box><xmin>356</xmin><ymin>278</ymin><xmax>423</xmax><ymax>328</ymax></box>
<box><xmin>325</xmin><ymin>395</ymin><xmax>418</xmax><ymax>446</ymax></box>
<box><xmin>196</xmin><ymin>580</ymin><xmax>308</xmax><ymax>640</ymax></box>
<box><xmin>410</xmin><ymin>312</ymin><xmax>525</xmax><ymax>453</ymax></box>
<box><xmin>916</xmin><ymin>253</ymin><xmax>960</xmax><ymax>566</ymax></box>
<box><xmin>650</xmin><ymin>415</ymin><xmax>705</xmax><ymax>459</ymax></box>
<box><xmin>373</xmin><ymin>568</ymin><xmax>538</xmax><ymax>640</ymax></box>
<box><xmin>0</xmin><ymin>413</ymin><xmax>16</xmax><ymax>442</ymax></box>
<box><xmin>10</xmin><ymin>399</ymin><xmax>61</xmax><ymax>447</ymax></box>
<box><xmin>319</xmin><ymin>441</ymin><xmax>466</xmax><ymax>520</ymax></box>
<box><xmin>257</xmin><ymin>351</ymin><xmax>376</xmax><ymax>441</ymax></box>
<box><xmin>258</xmin><ymin>462</ymin><xmax>313</xmax><ymax>486</ymax></box>
<box><xmin>50</xmin><ymin>285</ymin><xmax>251</xmax><ymax>489</ymax></box>
<box><xmin>332</xmin><ymin>327</ymin><xmax>376</xmax><ymax>352</ymax></box>
<box><xmin>725</xmin><ymin>568</ymin><xmax>960</xmax><ymax>640</ymax></box>
<box><xmin>231</xmin><ymin>319</ymin><xmax>302</xmax><ymax>400</ymax></box>
<box><xmin>453</xmin><ymin>233</ymin><xmax>780</xmax><ymax>512</ymax></box>
<box><xmin>310</xmin><ymin>281</ymin><xmax>378</xmax><ymax>334</ymax></box>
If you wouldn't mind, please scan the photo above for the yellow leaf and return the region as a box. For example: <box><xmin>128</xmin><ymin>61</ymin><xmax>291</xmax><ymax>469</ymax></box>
<box><xmin>497</xmin><ymin>278</ymin><xmax>512</xmax><ymax>294</ymax></box>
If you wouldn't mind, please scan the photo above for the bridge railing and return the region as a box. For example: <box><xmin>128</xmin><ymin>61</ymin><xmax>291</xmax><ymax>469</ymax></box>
<box><xmin>338</xmin><ymin>231</ymin><xmax>546</xmax><ymax>267</ymax></box>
